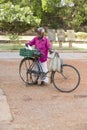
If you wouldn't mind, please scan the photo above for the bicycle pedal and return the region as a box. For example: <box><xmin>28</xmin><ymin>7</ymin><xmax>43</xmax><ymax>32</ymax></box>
<box><xmin>26</xmin><ymin>83</ymin><xmax>29</xmax><ymax>87</ymax></box>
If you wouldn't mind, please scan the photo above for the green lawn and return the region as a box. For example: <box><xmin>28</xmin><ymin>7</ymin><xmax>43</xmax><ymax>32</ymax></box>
<box><xmin>0</xmin><ymin>32</ymin><xmax>87</xmax><ymax>51</ymax></box>
<box><xmin>0</xmin><ymin>43</ymin><xmax>24</xmax><ymax>51</ymax></box>
<box><xmin>52</xmin><ymin>43</ymin><xmax>87</xmax><ymax>51</ymax></box>
<box><xmin>0</xmin><ymin>42</ymin><xmax>87</xmax><ymax>51</ymax></box>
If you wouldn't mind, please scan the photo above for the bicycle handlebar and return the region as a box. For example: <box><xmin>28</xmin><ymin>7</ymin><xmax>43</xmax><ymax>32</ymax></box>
<box><xmin>25</xmin><ymin>44</ymin><xmax>59</xmax><ymax>58</ymax></box>
<box><xmin>49</xmin><ymin>49</ymin><xmax>59</xmax><ymax>57</ymax></box>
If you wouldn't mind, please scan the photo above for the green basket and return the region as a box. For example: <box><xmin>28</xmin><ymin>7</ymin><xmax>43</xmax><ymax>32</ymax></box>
<box><xmin>20</xmin><ymin>48</ymin><xmax>40</xmax><ymax>57</ymax></box>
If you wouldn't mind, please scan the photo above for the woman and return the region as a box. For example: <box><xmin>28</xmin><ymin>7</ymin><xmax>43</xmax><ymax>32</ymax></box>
<box><xmin>26</xmin><ymin>27</ymin><xmax>51</xmax><ymax>86</ymax></box>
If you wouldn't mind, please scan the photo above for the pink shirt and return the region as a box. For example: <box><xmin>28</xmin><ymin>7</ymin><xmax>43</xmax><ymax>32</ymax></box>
<box><xmin>28</xmin><ymin>36</ymin><xmax>51</xmax><ymax>62</ymax></box>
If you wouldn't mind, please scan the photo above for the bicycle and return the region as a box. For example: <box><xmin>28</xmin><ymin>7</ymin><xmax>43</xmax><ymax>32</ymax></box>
<box><xmin>19</xmin><ymin>48</ymin><xmax>80</xmax><ymax>93</ymax></box>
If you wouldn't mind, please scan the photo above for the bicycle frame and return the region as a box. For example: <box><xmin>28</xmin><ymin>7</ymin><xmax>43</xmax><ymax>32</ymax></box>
<box><xmin>19</xmin><ymin>49</ymin><xmax>80</xmax><ymax>92</ymax></box>
<box><xmin>33</xmin><ymin>58</ymin><xmax>53</xmax><ymax>83</ymax></box>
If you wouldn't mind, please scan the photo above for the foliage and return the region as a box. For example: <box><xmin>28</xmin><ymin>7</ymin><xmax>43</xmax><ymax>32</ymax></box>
<box><xmin>8</xmin><ymin>33</ymin><xmax>19</xmax><ymax>41</ymax></box>
<box><xmin>0</xmin><ymin>0</ymin><xmax>87</xmax><ymax>33</ymax></box>
<box><xmin>42</xmin><ymin>0</ymin><xmax>87</xmax><ymax>31</ymax></box>
<box><xmin>63</xmin><ymin>0</ymin><xmax>87</xmax><ymax>31</ymax></box>
<box><xmin>0</xmin><ymin>1</ymin><xmax>41</xmax><ymax>33</ymax></box>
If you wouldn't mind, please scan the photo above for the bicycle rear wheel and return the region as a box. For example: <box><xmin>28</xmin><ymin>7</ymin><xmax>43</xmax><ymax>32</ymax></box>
<box><xmin>52</xmin><ymin>64</ymin><xmax>80</xmax><ymax>93</ymax></box>
<box><xmin>19</xmin><ymin>57</ymin><xmax>39</xmax><ymax>85</ymax></box>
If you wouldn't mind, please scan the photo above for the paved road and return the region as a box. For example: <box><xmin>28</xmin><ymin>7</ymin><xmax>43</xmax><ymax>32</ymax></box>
<box><xmin>0</xmin><ymin>51</ymin><xmax>87</xmax><ymax>128</ymax></box>
<box><xmin>0</xmin><ymin>51</ymin><xmax>87</xmax><ymax>59</ymax></box>
<box><xmin>0</xmin><ymin>89</ymin><xmax>12</xmax><ymax>122</ymax></box>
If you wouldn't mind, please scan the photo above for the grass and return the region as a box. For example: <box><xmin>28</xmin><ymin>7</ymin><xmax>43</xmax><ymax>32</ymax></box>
<box><xmin>0</xmin><ymin>43</ymin><xmax>87</xmax><ymax>52</ymax></box>
<box><xmin>75</xmin><ymin>32</ymin><xmax>87</xmax><ymax>39</ymax></box>
<box><xmin>0</xmin><ymin>31</ymin><xmax>87</xmax><ymax>51</ymax></box>
<box><xmin>0</xmin><ymin>43</ymin><xmax>24</xmax><ymax>51</ymax></box>
<box><xmin>52</xmin><ymin>43</ymin><xmax>87</xmax><ymax>51</ymax></box>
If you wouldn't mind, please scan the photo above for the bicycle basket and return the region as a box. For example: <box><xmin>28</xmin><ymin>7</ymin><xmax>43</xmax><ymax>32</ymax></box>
<box><xmin>20</xmin><ymin>48</ymin><xmax>40</xmax><ymax>58</ymax></box>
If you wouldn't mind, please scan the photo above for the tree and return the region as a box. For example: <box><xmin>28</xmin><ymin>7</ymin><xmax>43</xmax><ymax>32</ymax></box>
<box><xmin>61</xmin><ymin>0</ymin><xmax>87</xmax><ymax>31</ymax></box>
<box><xmin>0</xmin><ymin>0</ymin><xmax>87</xmax><ymax>33</ymax></box>
<box><xmin>0</xmin><ymin>1</ymin><xmax>41</xmax><ymax>33</ymax></box>
<box><xmin>71</xmin><ymin>0</ymin><xmax>87</xmax><ymax>31</ymax></box>
<box><xmin>42</xmin><ymin>0</ymin><xmax>87</xmax><ymax>31</ymax></box>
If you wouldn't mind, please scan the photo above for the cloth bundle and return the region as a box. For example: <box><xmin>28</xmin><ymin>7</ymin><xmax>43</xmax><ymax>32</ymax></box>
<box><xmin>49</xmin><ymin>52</ymin><xmax>63</xmax><ymax>72</ymax></box>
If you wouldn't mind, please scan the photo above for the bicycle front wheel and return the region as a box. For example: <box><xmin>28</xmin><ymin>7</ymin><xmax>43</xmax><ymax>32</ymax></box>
<box><xmin>52</xmin><ymin>64</ymin><xmax>80</xmax><ymax>93</ymax></box>
<box><xmin>19</xmin><ymin>57</ymin><xmax>39</xmax><ymax>85</ymax></box>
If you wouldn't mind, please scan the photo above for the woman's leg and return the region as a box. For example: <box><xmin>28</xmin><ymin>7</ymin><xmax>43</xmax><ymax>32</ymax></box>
<box><xmin>39</xmin><ymin>61</ymin><xmax>49</xmax><ymax>83</ymax></box>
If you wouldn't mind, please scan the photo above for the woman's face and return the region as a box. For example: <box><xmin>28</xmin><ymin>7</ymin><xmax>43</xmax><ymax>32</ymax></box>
<box><xmin>37</xmin><ymin>31</ymin><xmax>44</xmax><ymax>38</ymax></box>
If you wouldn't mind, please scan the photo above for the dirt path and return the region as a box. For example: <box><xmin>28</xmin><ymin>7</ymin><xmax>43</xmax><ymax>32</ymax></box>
<box><xmin>0</xmin><ymin>59</ymin><xmax>87</xmax><ymax>130</ymax></box>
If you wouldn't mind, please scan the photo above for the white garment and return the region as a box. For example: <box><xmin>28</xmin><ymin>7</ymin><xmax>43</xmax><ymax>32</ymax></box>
<box><xmin>39</xmin><ymin>61</ymin><xmax>48</xmax><ymax>83</ymax></box>
<box><xmin>34</xmin><ymin>61</ymin><xmax>49</xmax><ymax>83</ymax></box>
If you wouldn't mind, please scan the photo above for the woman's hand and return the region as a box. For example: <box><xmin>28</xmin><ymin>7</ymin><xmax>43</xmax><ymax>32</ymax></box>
<box><xmin>49</xmin><ymin>49</ymin><xmax>54</xmax><ymax>54</ymax></box>
<box><xmin>25</xmin><ymin>43</ymin><xmax>28</xmax><ymax>47</ymax></box>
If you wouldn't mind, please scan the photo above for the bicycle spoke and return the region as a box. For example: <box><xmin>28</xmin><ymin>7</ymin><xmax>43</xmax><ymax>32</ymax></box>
<box><xmin>52</xmin><ymin>64</ymin><xmax>80</xmax><ymax>92</ymax></box>
<box><xmin>19</xmin><ymin>58</ymin><xmax>39</xmax><ymax>85</ymax></box>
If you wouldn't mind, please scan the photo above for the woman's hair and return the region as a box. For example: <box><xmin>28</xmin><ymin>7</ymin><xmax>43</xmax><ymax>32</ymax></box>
<box><xmin>36</xmin><ymin>27</ymin><xmax>45</xmax><ymax>36</ymax></box>
<box><xmin>37</xmin><ymin>27</ymin><xmax>45</xmax><ymax>33</ymax></box>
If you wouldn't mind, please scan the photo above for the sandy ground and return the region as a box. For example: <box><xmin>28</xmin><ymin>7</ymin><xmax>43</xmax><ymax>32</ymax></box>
<box><xmin>0</xmin><ymin>59</ymin><xmax>87</xmax><ymax>130</ymax></box>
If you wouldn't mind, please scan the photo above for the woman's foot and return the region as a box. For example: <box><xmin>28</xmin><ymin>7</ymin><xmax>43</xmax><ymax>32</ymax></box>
<box><xmin>40</xmin><ymin>81</ymin><xmax>48</xmax><ymax>86</ymax></box>
<box><xmin>34</xmin><ymin>81</ymin><xmax>38</xmax><ymax>85</ymax></box>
